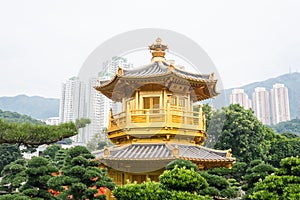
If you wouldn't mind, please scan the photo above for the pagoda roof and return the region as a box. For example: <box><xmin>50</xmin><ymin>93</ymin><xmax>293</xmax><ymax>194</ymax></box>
<box><xmin>93</xmin><ymin>143</ymin><xmax>234</xmax><ymax>162</ymax></box>
<box><xmin>95</xmin><ymin>61</ymin><xmax>218</xmax><ymax>101</ymax></box>
<box><xmin>122</xmin><ymin>61</ymin><xmax>211</xmax><ymax>80</ymax></box>
<box><xmin>98</xmin><ymin>61</ymin><xmax>213</xmax><ymax>85</ymax></box>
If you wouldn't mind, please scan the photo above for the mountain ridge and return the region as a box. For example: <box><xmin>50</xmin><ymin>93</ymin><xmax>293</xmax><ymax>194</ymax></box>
<box><xmin>221</xmin><ymin>72</ymin><xmax>300</xmax><ymax>119</ymax></box>
<box><xmin>0</xmin><ymin>109</ymin><xmax>44</xmax><ymax>124</ymax></box>
<box><xmin>0</xmin><ymin>95</ymin><xmax>60</xmax><ymax>120</ymax></box>
<box><xmin>0</xmin><ymin>72</ymin><xmax>299</xmax><ymax>120</ymax></box>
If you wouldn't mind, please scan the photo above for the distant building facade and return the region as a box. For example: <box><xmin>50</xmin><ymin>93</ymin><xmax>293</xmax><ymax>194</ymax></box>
<box><xmin>84</xmin><ymin>57</ymin><xmax>133</xmax><ymax>143</ymax></box>
<box><xmin>230</xmin><ymin>89</ymin><xmax>252</xmax><ymax>109</ymax></box>
<box><xmin>44</xmin><ymin>117</ymin><xmax>60</xmax><ymax>125</ymax></box>
<box><xmin>59</xmin><ymin>77</ymin><xmax>86</xmax><ymax>123</ymax></box>
<box><xmin>59</xmin><ymin>77</ymin><xmax>86</xmax><ymax>142</ymax></box>
<box><xmin>252</xmin><ymin>87</ymin><xmax>271</xmax><ymax>125</ymax></box>
<box><xmin>59</xmin><ymin>57</ymin><xmax>132</xmax><ymax>144</ymax></box>
<box><xmin>270</xmin><ymin>83</ymin><xmax>290</xmax><ymax>124</ymax></box>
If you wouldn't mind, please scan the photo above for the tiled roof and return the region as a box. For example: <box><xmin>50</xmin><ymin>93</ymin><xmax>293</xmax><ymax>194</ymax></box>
<box><xmin>94</xmin><ymin>60</ymin><xmax>218</xmax><ymax>102</ymax></box>
<box><xmin>173</xmin><ymin>67</ymin><xmax>211</xmax><ymax>80</ymax></box>
<box><xmin>121</xmin><ymin>61</ymin><xmax>212</xmax><ymax>81</ymax></box>
<box><xmin>123</xmin><ymin>62</ymin><xmax>169</xmax><ymax>77</ymax></box>
<box><xmin>171</xmin><ymin>144</ymin><xmax>229</xmax><ymax>161</ymax></box>
<box><xmin>93</xmin><ymin>143</ymin><xmax>234</xmax><ymax>162</ymax></box>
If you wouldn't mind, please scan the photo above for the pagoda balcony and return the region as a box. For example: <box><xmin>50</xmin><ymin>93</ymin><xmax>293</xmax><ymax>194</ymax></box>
<box><xmin>108</xmin><ymin>106</ymin><xmax>206</xmax><ymax>140</ymax></box>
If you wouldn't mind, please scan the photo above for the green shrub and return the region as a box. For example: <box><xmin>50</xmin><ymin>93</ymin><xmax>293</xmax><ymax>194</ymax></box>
<box><xmin>166</xmin><ymin>159</ymin><xmax>199</xmax><ymax>171</ymax></box>
<box><xmin>113</xmin><ymin>180</ymin><xmax>211</xmax><ymax>200</ymax></box>
<box><xmin>159</xmin><ymin>166</ymin><xmax>208</xmax><ymax>192</ymax></box>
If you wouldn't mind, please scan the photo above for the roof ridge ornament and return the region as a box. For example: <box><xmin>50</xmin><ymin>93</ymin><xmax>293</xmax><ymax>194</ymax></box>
<box><xmin>149</xmin><ymin>37</ymin><xmax>168</xmax><ymax>51</ymax></box>
<box><xmin>149</xmin><ymin>37</ymin><xmax>168</xmax><ymax>62</ymax></box>
<box><xmin>117</xmin><ymin>66</ymin><xmax>123</xmax><ymax>75</ymax></box>
<box><xmin>104</xmin><ymin>147</ymin><xmax>110</xmax><ymax>157</ymax></box>
<box><xmin>172</xmin><ymin>145</ymin><xmax>179</xmax><ymax>158</ymax></box>
<box><xmin>209</xmin><ymin>72</ymin><xmax>214</xmax><ymax>81</ymax></box>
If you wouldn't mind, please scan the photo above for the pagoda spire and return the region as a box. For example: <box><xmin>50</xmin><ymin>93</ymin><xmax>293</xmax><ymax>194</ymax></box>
<box><xmin>149</xmin><ymin>37</ymin><xmax>168</xmax><ymax>62</ymax></box>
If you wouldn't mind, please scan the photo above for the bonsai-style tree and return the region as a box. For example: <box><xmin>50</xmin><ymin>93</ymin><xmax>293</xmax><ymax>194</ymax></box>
<box><xmin>48</xmin><ymin>146</ymin><xmax>115</xmax><ymax>200</ymax></box>
<box><xmin>0</xmin><ymin>118</ymin><xmax>90</xmax><ymax>147</ymax></box>
<box><xmin>20</xmin><ymin>156</ymin><xmax>58</xmax><ymax>199</ymax></box>
<box><xmin>0</xmin><ymin>159</ymin><xmax>28</xmax><ymax>193</ymax></box>
<box><xmin>250</xmin><ymin>157</ymin><xmax>300</xmax><ymax>199</ymax></box>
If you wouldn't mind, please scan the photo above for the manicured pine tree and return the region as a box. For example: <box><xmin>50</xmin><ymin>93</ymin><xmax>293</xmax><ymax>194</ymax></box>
<box><xmin>0</xmin><ymin>159</ymin><xmax>28</xmax><ymax>193</ymax></box>
<box><xmin>20</xmin><ymin>156</ymin><xmax>58</xmax><ymax>199</ymax></box>
<box><xmin>48</xmin><ymin>146</ymin><xmax>115</xmax><ymax>200</ymax></box>
<box><xmin>250</xmin><ymin>157</ymin><xmax>300</xmax><ymax>199</ymax></box>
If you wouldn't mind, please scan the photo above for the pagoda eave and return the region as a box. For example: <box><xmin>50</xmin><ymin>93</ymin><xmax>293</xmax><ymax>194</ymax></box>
<box><xmin>93</xmin><ymin>143</ymin><xmax>235</xmax><ymax>170</ymax></box>
<box><xmin>95</xmin><ymin>73</ymin><xmax>218</xmax><ymax>102</ymax></box>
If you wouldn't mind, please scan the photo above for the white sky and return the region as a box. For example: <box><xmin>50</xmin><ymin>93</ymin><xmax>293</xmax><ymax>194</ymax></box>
<box><xmin>0</xmin><ymin>0</ymin><xmax>300</xmax><ymax>98</ymax></box>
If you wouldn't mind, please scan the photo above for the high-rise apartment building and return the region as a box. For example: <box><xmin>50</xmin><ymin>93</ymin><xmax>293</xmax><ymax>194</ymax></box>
<box><xmin>59</xmin><ymin>77</ymin><xmax>86</xmax><ymax>142</ymax></box>
<box><xmin>230</xmin><ymin>89</ymin><xmax>252</xmax><ymax>109</ymax></box>
<box><xmin>270</xmin><ymin>83</ymin><xmax>290</xmax><ymax>124</ymax></box>
<box><xmin>59</xmin><ymin>57</ymin><xmax>132</xmax><ymax>144</ymax></box>
<box><xmin>252</xmin><ymin>87</ymin><xmax>271</xmax><ymax>125</ymax></box>
<box><xmin>59</xmin><ymin>77</ymin><xmax>86</xmax><ymax>123</ymax></box>
<box><xmin>84</xmin><ymin>77</ymin><xmax>112</xmax><ymax>143</ymax></box>
<box><xmin>85</xmin><ymin>57</ymin><xmax>132</xmax><ymax>143</ymax></box>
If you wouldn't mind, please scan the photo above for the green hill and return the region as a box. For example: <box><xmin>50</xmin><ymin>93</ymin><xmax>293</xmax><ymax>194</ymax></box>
<box><xmin>219</xmin><ymin>72</ymin><xmax>300</xmax><ymax>119</ymax></box>
<box><xmin>271</xmin><ymin>118</ymin><xmax>300</xmax><ymax>136</ymax></box>
<box><xmin>0</xmin><ymin>109</ymin><xmax>44</xmax><ymax>124</ymax></box>
<box><xmin>0</xmin><ymin>95</ymin><xmax>59</xmax><ymax>120</ymax></box>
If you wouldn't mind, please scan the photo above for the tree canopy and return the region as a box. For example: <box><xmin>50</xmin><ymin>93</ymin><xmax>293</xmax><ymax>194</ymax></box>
<box><xmin>48</xmin><ymin>146</ymin><xmax>115</xmax><ymax>200</ymax></box>
<box><xmin>0</xmin><ymin>119</ymin><xmax>78</xmax><ymax>147</ymax></box>
<box><xmin>0</xmin><ymin>143</ymin><xmax>22</xmax><ymax>172</ymax></box>
<box><xmin>213</xmin><ymin>104</ymin><xmax>273</xmax><ymax>163</ymax></box>
<box><xmin>250</xmin><ymin>157</ymin><xmax>300</xmax><ymax>199</ymax></box>
<box><xmin>271</xmin><ymin>118</ymin><xmax>300</xmax><ymax>136</ymax></box>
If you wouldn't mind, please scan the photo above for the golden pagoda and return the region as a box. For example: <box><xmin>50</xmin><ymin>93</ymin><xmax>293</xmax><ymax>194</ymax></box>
<box><xmin>94</xmin><ymin>38</ymin><xmax>235</xmax><ymax>186</ymax></box>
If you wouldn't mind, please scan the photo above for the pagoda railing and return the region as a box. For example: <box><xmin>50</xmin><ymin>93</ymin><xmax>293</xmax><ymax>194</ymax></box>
<box><xmin>108</xmin><ymin>107</ymin><xmax>205</xmax><ymax>133</ymax></box>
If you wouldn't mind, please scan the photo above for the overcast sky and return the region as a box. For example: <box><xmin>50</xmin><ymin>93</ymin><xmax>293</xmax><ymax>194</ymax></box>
<box><xmin>0</xmin><ymin>0</ymin><xmax>300</xmax><ymax>98</ymax></box>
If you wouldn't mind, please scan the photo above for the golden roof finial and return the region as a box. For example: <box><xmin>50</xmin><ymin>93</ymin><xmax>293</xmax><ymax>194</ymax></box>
<box><xmin>156</xmin><ymin>37</ymin><xmax>162</xmax><ymax>44</ymax></box>
<box><xmin>149</xmin><ymin>38</ymin><xmax>168</xmax><ymax>61</ymax></box>
<box><xmin>149</xmin><ymin>37</ymin><xmax>168</xmax><ymax>51</ymax></box>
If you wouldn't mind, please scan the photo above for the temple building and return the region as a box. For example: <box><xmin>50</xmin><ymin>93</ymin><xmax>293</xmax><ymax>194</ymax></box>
<box><xmin>93</xmin><ymin>38</ymin><xmax>235</xmax><ymax>186</ymax></box>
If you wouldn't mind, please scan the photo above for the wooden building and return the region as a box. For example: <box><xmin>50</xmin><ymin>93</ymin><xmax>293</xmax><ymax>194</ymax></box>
<box><xmin>93</xmin><ymin>38</ymin><xmax>235</xmax><ymax>187</ymax></box>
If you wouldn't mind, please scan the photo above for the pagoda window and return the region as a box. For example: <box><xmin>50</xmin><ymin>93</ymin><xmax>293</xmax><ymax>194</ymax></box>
<box><xmin>171</xmin><ymin>95</ymin><xmax>186</xmax><ymax>110</ymax></box>
<box><xmin>143</xmin><ymin>97</ymin><xmax>160</xmax><ymax>113</ymax></box>
<box><xmin>129</xmin><ymin>99</ymin><xmax>135</xmax><ymax>111</ymax></box>
<box><xmin>179</xmin><ymin>97</ymin><xmax>186</xmax><ymax>107</ymax></box>
<box><xmin>171</xmin><ymin>96</ymin><xmax>177</xmax><ymax>107</ymax></box>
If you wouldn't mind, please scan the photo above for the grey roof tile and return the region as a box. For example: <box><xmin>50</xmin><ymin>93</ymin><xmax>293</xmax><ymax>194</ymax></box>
<box><xmin>121</xmin><ymin>61</ymin><xmax>212</xmax><ymax>81</ymax></box>
<box><xmin>123</xmin><ymin>62</ymin><xmax>168</xmax><ymax>77</ymax></box>
<box><xmin>94</xmin><ymin>143</ymin><xmax>234</xmax><ymax>162</ymax></box>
